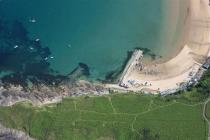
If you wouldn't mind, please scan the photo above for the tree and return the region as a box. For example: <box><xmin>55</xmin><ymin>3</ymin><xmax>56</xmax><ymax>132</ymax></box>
<box><xmin>138</xmin><ymin>128</ymin><xmax>160</xmax><ymax>140</ymax></box>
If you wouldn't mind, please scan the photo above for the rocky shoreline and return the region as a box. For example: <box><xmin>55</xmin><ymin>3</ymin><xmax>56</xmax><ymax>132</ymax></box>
<box><xmin>0</xmin><ymin>124</ymin><xmax>35</xmax><ymax>140</ymax></box>
<box><xmin>0</xmin><ymin>70</ymin><xmax>109</xmax><ymax>140</ymax></box>
<box><xmin>0</xmin><ymin>79</ymin><xmax>108</xmax><ymax>107</ymax></box>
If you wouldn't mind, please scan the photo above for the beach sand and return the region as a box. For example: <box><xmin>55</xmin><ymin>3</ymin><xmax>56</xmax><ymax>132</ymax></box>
<box><xmin>107</xmin><ymin>0</ymin><xmax>210</xmax><ymax>93</ymax></box>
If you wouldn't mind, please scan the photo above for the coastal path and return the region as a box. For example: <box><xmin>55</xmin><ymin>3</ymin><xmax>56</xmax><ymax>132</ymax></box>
<box><xmin>203</xmin><ymin>97</ymin><xmax>210</xmax><ymax>140</ymax></box>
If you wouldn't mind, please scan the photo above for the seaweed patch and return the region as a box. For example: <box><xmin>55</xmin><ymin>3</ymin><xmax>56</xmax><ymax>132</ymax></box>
<box><xmin>0</xmin><ymin>19</ymin><xmax>67</xmax><ymax>88</ymax></box>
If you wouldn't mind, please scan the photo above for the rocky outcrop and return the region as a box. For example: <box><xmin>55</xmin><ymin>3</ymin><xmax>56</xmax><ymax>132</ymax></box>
<box><xmin>68</xmin><ymin>63</ymin><xmax>90</xmax><ymax>80</ymax></box>
<box><xmin>0</xmin><ymin>124</ymin><xmax>35</xmax><ymax>140</ymax></box>
<box><xmin>0</xmin><ymin>80</ymin><xmax>108</xmax><ymax>106</ymax></box>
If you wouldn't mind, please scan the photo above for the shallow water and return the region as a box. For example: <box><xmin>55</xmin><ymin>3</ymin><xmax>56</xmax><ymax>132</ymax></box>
<box><xmin>0</xmin><ymin>0</ymin><xmax>168</xmax><ymax>79</ymax></box>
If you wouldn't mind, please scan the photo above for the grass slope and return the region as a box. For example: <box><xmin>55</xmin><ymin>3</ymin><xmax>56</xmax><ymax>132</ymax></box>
<box><xmin>0</xmin><ymin>94</ymin><xmax>207</xmax><ymax>140</ymax></box>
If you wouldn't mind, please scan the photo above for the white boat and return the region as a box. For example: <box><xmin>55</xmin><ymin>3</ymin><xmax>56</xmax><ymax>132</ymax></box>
<box><xmin>29</xmin><ymin>18</ymin><xmax>36</xmax><ymax>23</ymax></box>
<box><xmin>14</xmin><ymin>45</ymin><xmax>19</xmax><ymax>49</ymax></box>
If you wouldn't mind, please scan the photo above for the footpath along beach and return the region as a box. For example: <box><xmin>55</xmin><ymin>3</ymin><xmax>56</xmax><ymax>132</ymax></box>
<box><xmin>107</xmin><ymin>0</ymin><xmax>210</xmax><ymax>94</ymax></box>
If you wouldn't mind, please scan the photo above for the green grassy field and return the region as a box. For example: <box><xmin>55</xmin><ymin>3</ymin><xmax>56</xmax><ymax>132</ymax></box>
<box><xmin>0</xmin><ymin>94</ymin><xmax>207</xmax><ymax>140</ymax></box>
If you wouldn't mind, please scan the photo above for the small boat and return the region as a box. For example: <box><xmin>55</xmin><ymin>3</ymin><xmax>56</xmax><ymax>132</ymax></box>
<box><xmin>14</xmin><ymin>45</ymin><xmax>19</xmax><ymax>49</ymax></box>
<box><xmin>29</xmin><ymin>18</ymin><xmax>36</xmax><ymax>23</ymax></box>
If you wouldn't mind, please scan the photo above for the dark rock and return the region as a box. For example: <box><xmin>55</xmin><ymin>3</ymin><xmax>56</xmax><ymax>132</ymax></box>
<box><xmin>68</xmin><ymin>62</ymin><xmax>90</xmax><ymax>80</ymax></box>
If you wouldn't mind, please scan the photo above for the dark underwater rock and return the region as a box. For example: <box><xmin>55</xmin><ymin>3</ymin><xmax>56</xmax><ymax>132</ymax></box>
<box><xmin>0</xmin><ymin>19</ymin><xmax>72</xmax><ymax>89</ymax></box>
<box><xmin>68</xmin><ymin>62</ymin><xmax>90</xmax><ymax>80</ymax></box>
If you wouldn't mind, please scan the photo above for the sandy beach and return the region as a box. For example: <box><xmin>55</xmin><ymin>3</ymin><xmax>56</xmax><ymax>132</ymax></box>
<box><xmin>107</xmin><ymin>0</ymin><xmax>210</xmax><ymax>94</ymax></box>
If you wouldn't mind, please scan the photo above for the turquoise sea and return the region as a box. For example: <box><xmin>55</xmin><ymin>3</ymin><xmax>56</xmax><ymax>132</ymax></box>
<box><xmin>0</xmin><ymin>0</ymin><xmax>167</xmax><ymax>80</ymax></box>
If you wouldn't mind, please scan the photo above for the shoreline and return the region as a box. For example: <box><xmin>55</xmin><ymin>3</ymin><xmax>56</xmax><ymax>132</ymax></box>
<box><xmin>107</xmin><ymin>0</ymin><xmax>210</xmax><ymax>94</ymax></box>
<box><xmin>141</xmin><ymin>0</ymin><xmax>190</xmax><ymax>65</ymax></box>
<box><xmin>0</xmin><ymin>124</ymin><xmax>35</xmax><ymax>140</ymax></box>
<box><xmin>0</xmin><ymin>0</ymin><xmax>210</xmax><ymax>107</ymax></box>
<box><xmin>0</xmin><ymin>1</ymin><xmax>210</xmax><ymax>139</ymax></box>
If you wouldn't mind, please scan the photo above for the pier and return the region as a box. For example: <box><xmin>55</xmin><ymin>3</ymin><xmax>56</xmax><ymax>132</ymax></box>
<box><xmin>119</xmin><ymin>50</ymin><xmax>143</xmax><ymax>88</ymax></box>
